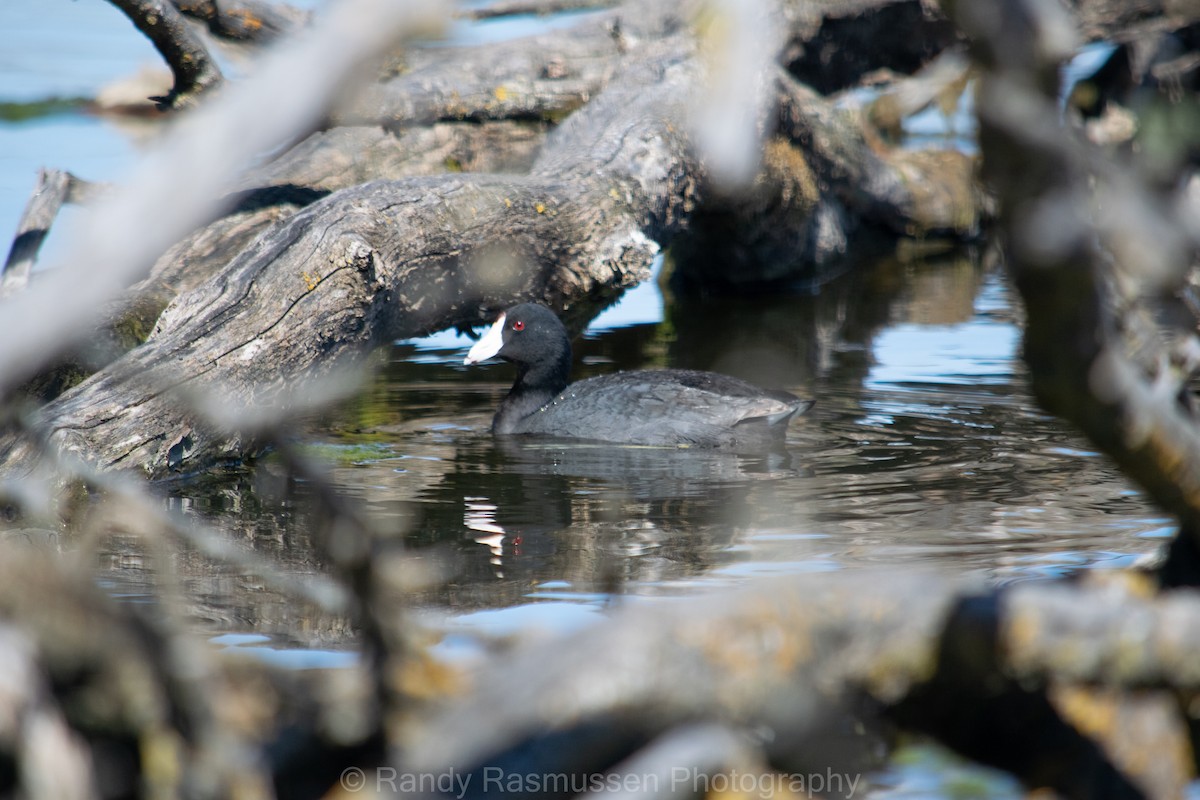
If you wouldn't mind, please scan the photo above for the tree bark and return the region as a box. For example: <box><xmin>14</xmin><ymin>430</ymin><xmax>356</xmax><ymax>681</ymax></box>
<box><xmin>171</xmin><ymin>0</ymin><xmax>311</xmax><ymax>44</ymax></box>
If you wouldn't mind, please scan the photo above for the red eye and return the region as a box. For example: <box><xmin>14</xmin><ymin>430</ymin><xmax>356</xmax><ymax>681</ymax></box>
<box><xmin>512</xmin><ymin>320</ymin><xmax>525</xmax><ymax>331</ymax></box>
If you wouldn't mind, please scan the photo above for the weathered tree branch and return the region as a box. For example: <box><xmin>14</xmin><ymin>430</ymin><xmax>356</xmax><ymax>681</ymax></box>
<box><xmin>389</xmin><ymin>571</ymin><xmax>1196</xmax><ymax>799</ymax></box>
<box><xmin>10</xmin><ymin>40</ymin><xmax>695</xmax><ymax>481</ymax></box>
<box><xmin>0</xmin><ymin>0</ymin><xmax>447</xmax><ymax>410</ymax></box>
<box><xmin>8</xmin><ymin>535</ymin><xmax>1200</xmax><ymax>799</ymax></box>
<box><xmin>1</xmin><ymin>170</ymin><xmax>101</xmax><ymax>297</ymax></box>
<box><xmin>171</xmin><ymin>0</ymin><xmax>311</xmax><ymax>44</ymax></box>
<box><xmin>331</xmin><ymin>9</ymin><xmax>629</xmax><ymax>128</ymax></box>
<box><xmin>107</xmin><ymin>0</ymin><xmax>225</xmax><ymax>110</ymax></box>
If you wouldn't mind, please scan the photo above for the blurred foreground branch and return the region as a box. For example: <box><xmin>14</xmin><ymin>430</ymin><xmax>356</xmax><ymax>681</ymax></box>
<box><xmin>2</xmin><ymin>548</ymin><xmax>1196</xmax><ymax>798</ymax></box>
<box><xmin>945</xmin><ymin>0</ymin><xmax>1200</xmax><ymax>586</ymax></box>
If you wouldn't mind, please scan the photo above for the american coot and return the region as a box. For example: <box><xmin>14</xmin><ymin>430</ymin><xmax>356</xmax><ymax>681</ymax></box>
<box><xmin>464</xmin><ymin>303</ymin><xmax>813</xmax><ymax>449</ymax></box>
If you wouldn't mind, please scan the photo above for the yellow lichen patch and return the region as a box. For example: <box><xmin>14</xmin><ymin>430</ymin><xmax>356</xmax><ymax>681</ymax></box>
<box><xmin>140</xmin><ymin>729</ymin><xmax>183</xmax><ymax>795</ymax></box>
<box><xmin>1000</xmin><ymin>605</ymin><xmax>1041</xmax><ymax>669</ymax></box>
<box><xmin>493</xmin><ymin>85</ymin><xmax>509</xmax><ymax>102</ymax></box>
<box><xmin>890</xmin><ymin>149</ymin><xmax>981</xmax><ymax>235</ymax></box>
<box><xmin>391</xmin><ymin>652</ymin><xmax>468</xmax><ymax>702</ymax></box>
<box><xmin>1079</xmin><ymin>568</ymin><xmax>1159</xmax><ymax>600</ymax></box>
<box><xmin>1143</xmin><ymin>425</ymin><xmax>1200</xmax><ymax>507</ymax></box>
<box><xmin>677</xmin><ymin>600</ymin><xmax>813</xmax><ymax>692</ymax></box>
<box><xmin>503</xmin><ymin>198</ymin><xmax>513</xmax><ymax>209</ymax></box>
<box><xmin>231</xmin><ymin>10</ymin><xmax>264</xmax><ymax>32</ymax></box>
<box><xmin>1051</xmin><ymin>685</ymin><xmax>1194</xmax><ymax>798</ymax></box>
<box><xmin>301</xmin><ymin>271</ymin><xmax>319</xmax><ymax>291</ymax></box>
<box><xmin>762</xmin><ymin>138</ymin><xmax>819</xmax><ymax>213</ymax></box>
<box><xmin>535</xmin><ymin>202</ymin><xmax>546</xmax><ymax>214</ymax></box>
<box><xmin>1053</xmin><ymin>685</ymin><xmax>1118</xmax><ymax>740</ymax></box>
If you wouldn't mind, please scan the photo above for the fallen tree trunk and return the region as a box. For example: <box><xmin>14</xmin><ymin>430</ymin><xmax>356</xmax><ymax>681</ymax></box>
<box><xmin>12</xmin><ymin>41</ymin><xmax>695</xmax><ymax>479</ymax></box>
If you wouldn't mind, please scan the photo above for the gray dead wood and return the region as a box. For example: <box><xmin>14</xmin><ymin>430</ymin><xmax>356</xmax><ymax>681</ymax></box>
<box><xmin>460</xmin><ymin>0</ymin><xmax>617</xmax><ymax>21</ymax></box>
<box><xmin>8</xmin><ymin>0</ymin><xmax>1176</xmax><ymax>481</ymax></box>
<box><xmin>332</xmin><ymin>8</ymin><xmax>632</xmax><ymax>128</ymax></box>
<box><xmin>2</xmin><ymin>552</ymin><xmax>1195</xmax><ymax>797</ymax></box>
<box><xmin>122</xmin><ymin>0</ymin><xmax>975</xmax><ymax>316</ymax></box>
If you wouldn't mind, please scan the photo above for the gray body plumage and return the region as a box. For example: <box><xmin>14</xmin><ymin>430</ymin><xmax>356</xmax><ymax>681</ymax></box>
<box><xmin>506</xmin><ymin>369</ymin><xmax>810</xmax><ymax>449</ymax></box>
<box><xmin>466</xmin><ymin>304</ymin><xmax>812</xmax><ymax>450</ymax></box>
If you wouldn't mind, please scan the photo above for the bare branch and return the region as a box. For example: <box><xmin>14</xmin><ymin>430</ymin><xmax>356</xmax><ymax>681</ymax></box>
<box><xmin>945</xmin><ymin>0</ymin><xmax>1200</xmax><ymax>579</ymax></box>
<box><xmin>1</xmin><ymin>170</ymin><xmax>100</xmax><ymax>296</ymax></box>
<box><xmin>457</xmin><ymin>0</ymin><xmax>616</xmax><ymax>21</ymax></box>
<box><xmin>106</xmin><ymin>0</ymin><xmax>225</xmax><ymax>110</ymax></box>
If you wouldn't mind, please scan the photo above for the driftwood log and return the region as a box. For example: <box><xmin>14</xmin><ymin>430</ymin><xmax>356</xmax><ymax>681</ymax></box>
<box><xmin>0</xmin><ymin>0</ymin><xmax>985</xmax><ymax>481</ymax></box>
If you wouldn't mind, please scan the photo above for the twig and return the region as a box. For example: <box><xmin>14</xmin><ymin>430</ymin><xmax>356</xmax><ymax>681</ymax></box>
<box><xmin>456</xmin><ymin>0</ymin><xmax>616</xmax><ymax>21</ymax></box>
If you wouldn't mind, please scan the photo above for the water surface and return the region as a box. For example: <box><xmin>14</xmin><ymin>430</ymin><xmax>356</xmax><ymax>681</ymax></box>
<box><xmin>145</xmin><ymin>250</ymin><xmax>1168</xmax><ymax>650</ymax></box>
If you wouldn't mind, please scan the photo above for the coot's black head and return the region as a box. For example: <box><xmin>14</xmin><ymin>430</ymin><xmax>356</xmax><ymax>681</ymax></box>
<box><xmin>464</xmin><ymin>303</ymin><xmax>572</xmax><ymax>374</ymax></box>
<box><xmin>464</xmin><ymin>304</ymin><xmax>573</xmax><ymax>432</ymax></box>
